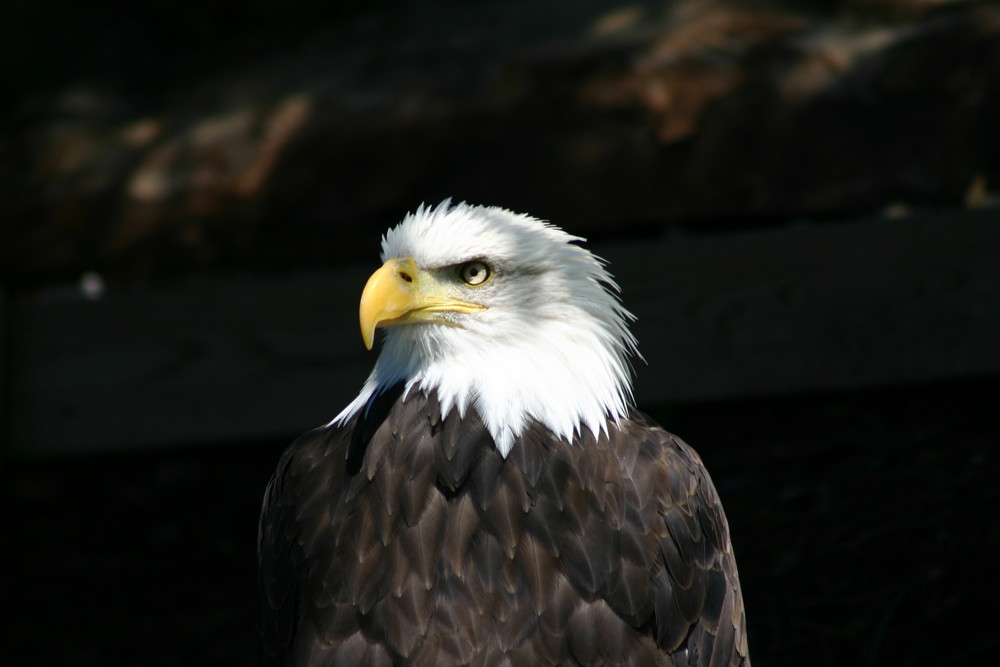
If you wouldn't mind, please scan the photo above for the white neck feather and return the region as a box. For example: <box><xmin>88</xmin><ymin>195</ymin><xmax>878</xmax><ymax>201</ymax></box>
<box><xmin>333</xmin><ymin>311</ymin><xmax>635</xmax><ymax>456</ymax></box>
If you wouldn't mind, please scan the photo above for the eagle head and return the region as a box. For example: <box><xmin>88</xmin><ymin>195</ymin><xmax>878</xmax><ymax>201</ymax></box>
<box><xmin>333</xmin><ymin>200</ymin><xmax>639</xmax><ymax>455</ymax></box>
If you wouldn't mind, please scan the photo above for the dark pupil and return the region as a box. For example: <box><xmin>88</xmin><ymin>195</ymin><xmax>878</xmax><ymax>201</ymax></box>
<box><xmin>465</xmin><ymin>263</ymin><xmax>486</xmax><ymax>283</ymax></box>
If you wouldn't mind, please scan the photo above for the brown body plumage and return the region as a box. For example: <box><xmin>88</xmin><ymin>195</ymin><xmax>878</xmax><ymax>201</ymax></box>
<box><xmin>258</xmin><ymin>385</ymin><xmax>749</xmax><ymax>666</ymax></box>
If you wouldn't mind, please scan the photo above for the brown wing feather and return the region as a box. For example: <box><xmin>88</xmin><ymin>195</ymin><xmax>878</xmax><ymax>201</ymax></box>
<box><xmin>626</xmin><ymin>413</ymin><xmax>751</xmax><ymax>666</ymax></box>
<box><xmin>258</xmin><ymin>389</ymin><xmax>749</xmax><ymax>666</ymax></box>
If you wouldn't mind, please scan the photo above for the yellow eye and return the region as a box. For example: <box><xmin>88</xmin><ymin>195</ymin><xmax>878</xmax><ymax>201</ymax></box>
<box><xmin>458</xmin><ymin>261</ymin><xmax>491</xmax><ymax>286</ymax></box>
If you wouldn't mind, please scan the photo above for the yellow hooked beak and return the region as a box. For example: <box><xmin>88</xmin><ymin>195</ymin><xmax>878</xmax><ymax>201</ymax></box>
<box><xmin>359</xmin><ymin>257</ymin><xmax>487</xmax><ymax>350</ymax></box>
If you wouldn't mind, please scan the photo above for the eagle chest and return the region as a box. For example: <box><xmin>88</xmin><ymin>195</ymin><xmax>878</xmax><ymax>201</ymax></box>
<box><xmin>288</xmin><ymin>396</ymin><xmax>684</xmax><ymax>665</ymax></box>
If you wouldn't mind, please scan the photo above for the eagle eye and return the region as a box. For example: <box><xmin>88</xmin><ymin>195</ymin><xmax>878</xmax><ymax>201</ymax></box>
<box><xmin>458</xmin><ymin>261</ymin><xmax>491</xmax><ymax>286</ymax></box>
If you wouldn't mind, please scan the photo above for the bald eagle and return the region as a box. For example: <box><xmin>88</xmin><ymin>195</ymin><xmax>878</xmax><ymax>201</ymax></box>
<box><xmin>258</xmin><ymin>201</ymin><xmax>750</xmax><ymax>666</ymax></box>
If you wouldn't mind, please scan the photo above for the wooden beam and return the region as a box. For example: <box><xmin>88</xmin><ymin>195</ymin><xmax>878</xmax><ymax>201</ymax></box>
<box><xmin>6</xmin><ymin>210</ymin><xmax>1000</xmax><ymax>455</ymax></box>
<box><xmin>614</xmin><ymin>210</ymin><xmax>1000</xmax><ymax>402</ymax></box>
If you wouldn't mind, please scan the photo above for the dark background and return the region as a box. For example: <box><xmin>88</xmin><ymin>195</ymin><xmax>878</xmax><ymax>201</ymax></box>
<box><xmin>2</xmin><ymin>1</ymin><xmax>999</xmax><ymax>665</ymax></box>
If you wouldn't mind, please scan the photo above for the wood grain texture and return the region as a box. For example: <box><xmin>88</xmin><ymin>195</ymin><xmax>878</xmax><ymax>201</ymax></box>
<box><xmin>615</xmin><ymin>210</ymin><xmax>1000</xmax><ymax>402</ymax></box>
<box><xmin>6</xmin><ymin>211</ymin><xmax>1000</xmax><ymax>455</ymax></box>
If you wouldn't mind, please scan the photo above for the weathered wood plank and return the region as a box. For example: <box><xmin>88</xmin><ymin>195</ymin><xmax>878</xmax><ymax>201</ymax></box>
<box><xmin>6</xmin><ymin>267</ymin><xmax>375</xmax><ymax>455</ymax></box>
<box><xmin>614</xmin><ymin>210</ymin><xmax>1000</xmax><ymax>402</ymax></box>
<box><xmin>6</xmin><ymin>211</ymin><xmax>1000</xmax><ymax>455</ymax></box>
